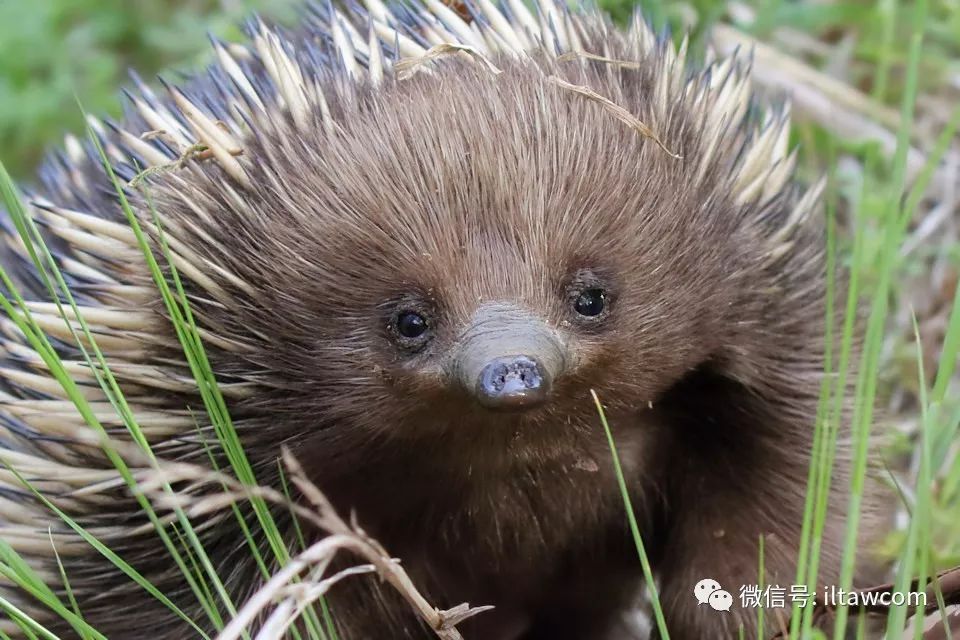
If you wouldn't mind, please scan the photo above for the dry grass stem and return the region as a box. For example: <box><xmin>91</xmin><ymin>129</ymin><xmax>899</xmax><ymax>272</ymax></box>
<box><xmin>395</xmin><ymin>43</ymin><xmax>503</xmax><ymax>80</ymax></box>
<box><xmin>546</xmin><ymin>75</ymin><xmax>682</xmax><ymax>159</ymax></box>
<box><xmin>557</xmin><ymin>50</ymin><xmax>643</xmax><ymax>69</ymax></box>
<box><xmin>137</xmin><ymin>447</ymin><xmax>493</xmax><ymax>640</ymax></box>
<box><xmin>127</xmin><ymin>142</ymin><xmax>240</xmax><ymax>188</ymax></box>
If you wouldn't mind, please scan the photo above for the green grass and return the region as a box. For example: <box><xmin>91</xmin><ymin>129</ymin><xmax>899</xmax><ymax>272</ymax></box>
<box><xmin>592</xmin><ymin>390</ymin><xmax>670</xmax><ymax>639</ymax></box>
<box><xmin>1</xmin><ymin>0</ymin><xmax>960</xmax><ymax>638</ymax></box>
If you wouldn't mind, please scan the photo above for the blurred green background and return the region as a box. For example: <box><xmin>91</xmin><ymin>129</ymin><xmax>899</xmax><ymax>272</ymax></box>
<box><xmin>0</xmin><ymin>0</ymin><xmax>297</xmax><ymax>179</ymax></box>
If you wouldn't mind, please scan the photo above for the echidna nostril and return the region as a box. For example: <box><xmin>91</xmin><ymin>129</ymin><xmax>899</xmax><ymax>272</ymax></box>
<box><xmin>476</xmin><ymin>355</ymin><xmax>549</xmax><ymax>411</ymax></box>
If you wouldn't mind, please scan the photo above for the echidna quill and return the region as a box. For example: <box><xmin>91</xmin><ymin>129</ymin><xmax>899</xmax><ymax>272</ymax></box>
<box><xmin>0</xmin><ymin>0</ymin><xmax>889</xmax><ymax>638</ymax></box>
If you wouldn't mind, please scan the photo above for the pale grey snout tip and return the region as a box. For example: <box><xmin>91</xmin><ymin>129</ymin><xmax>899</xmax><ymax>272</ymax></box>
<box><xmin>475</xmin><ymin>355</ymin><xmax>550</xmax><ymax>411</ymax></box>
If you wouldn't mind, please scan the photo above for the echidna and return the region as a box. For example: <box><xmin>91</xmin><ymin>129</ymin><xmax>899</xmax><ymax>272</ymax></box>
<box><xmin>0</xmin><ymin>0</ymin><xmax>887</xmax><ymax>638</ymax></box>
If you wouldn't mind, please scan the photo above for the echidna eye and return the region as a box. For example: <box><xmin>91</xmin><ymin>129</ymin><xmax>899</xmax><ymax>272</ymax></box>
<box><xmin>573</xmin><ymin>289</ymin><xmax>606</xmax><ymax>317</ymax></box>
<box><xmin>396</xmin><ymin>311</ymin><xmax>429</xmax><ymax>338</ymax></box>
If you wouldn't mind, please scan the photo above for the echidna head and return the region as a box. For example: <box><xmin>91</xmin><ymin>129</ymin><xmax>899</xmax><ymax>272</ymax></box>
<box><xmin>80</xmin><ymin>8</ymin><xmax>823</xmax><ymax>478</ymax></box>
<box><xmin>145</xmin><ymin>54</ymin><xmax>783</xmax><ymax>471</ymax></box>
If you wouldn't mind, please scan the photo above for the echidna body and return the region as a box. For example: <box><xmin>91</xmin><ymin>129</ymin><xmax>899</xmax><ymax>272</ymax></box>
<box><xmin>0</xmin><ymin>1</ymin><xmax>882</xmax><ymax>638</ymax></box>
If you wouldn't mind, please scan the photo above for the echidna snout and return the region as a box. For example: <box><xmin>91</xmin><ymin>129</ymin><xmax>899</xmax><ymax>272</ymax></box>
<box><xmin>452</xmin><ymin>303</ymin><xmax>564</xmax><ymax>412</ymax></box>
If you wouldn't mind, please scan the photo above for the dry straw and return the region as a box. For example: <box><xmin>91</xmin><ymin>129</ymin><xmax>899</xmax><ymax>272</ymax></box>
<box><xmin>546</xmin><ymin>75</ymin><xmax>682</xmax><ymax>159</ymax></box>
<box><xmin>395</xmin><ymin>43</ymin><xmax>681</xmax><ymax>159</ymax></box>
<box><xmin>139</xmin><ymin>448</ymin><xmax>493</xmax><ymax>640</ymax></box>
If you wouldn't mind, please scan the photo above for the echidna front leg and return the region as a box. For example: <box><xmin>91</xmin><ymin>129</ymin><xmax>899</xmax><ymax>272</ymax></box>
<box><xmin>644</xmin><ymin>368</ymin><xmax>855</xmax><ymax>639</ymax></box>
<box><xmin>652</xmin><ymin>473</ymin><xmax>886</xmax><ymax>640</ymax></box>
<box><xmin>652</xmin><ymin>501</ymin><xmax>815</xmax><ymax>638</ymax></box>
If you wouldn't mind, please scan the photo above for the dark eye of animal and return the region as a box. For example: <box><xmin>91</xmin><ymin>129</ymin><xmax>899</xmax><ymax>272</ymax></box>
<box><xmin>395</xmin><ymin>311</ymin><xmax>429</xmax><ymax>339</ymax></box>
<box><xmin>573</xmin><ymin>289</ymin><xmax>606</xmax><ymax>317</ymax></box>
